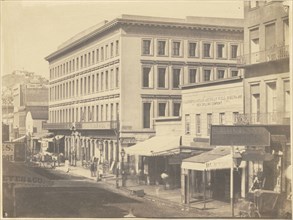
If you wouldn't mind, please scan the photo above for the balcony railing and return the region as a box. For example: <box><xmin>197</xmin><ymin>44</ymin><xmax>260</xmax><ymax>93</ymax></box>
<box><xmin>43</xmin><ymin>121</ymin><xmax>118</xmax><ymax>130</ymax></box>
<box><xmin>234</xmin><ymin>112</ymin><xmax>290</xmax><ymax>125</ymax></box>
<box><xmin>237</xmin><ymin>45</ymin><xmax>289</xmax><ymax>66</ymax></box>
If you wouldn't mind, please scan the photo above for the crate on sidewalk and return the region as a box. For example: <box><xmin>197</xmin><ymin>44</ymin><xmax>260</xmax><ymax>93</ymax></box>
<box><xmin>131</xmin><ymin>189</ymin><xmax>145</xmax><ymax>197</ymax></box>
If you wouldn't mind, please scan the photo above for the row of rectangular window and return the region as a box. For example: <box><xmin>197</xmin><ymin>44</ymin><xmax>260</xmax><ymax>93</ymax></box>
<box><xmin>142</xmin><ymin>101</ymin><xmax>181</xmax><ymax>128</ymax></box>
<box><xmin>250</xmin><ymin>0</ymin><xmax>274</xmax><ymax>9</ymax></box>
<box><xmin>185</xmin><ymin>112</ymin><xmax>239</xmax><ymax>135</ymax></box>
<box><xmin>50</xmin><ymin>103</ymin><xmax>119</xmax><ymax>123</ymax></box>
<box><xmin>142</xmin><ymin>39</ymin><xmax>240</xmax><ymax>59</ymax></box>
<box><xmin>50</xmin><ymin>68</ymin><xmax>119</xmax><ymax>101</ymax></box>
<box><xmin>50</xmin><ymin>40</ymin><xmax>119</xmax><ymax>79</ymax></box>
<box><xmin>142</xmin><ymin>66</ymin><xmax>239</xmax><ymax>89</ymax></box>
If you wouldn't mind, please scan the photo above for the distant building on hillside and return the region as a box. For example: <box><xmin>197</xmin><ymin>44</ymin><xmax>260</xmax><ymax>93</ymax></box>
<box><xmin>12</xmin><ymin>83</ymin><xmax>49</xmax><ymax>139</ymax></box>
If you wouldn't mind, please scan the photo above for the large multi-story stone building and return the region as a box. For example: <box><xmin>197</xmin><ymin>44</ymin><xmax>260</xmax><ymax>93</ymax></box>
<box><xmin>44</xmin><ymin>14</ymin><xmax>244</xmax><ymax>170</ymax></box>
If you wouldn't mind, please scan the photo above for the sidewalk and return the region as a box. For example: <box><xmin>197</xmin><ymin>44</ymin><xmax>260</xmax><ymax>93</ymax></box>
<box><xmin>55</xmin><ymin>164</ymin><xmax>234</xmax><ymax>217</ymax></box>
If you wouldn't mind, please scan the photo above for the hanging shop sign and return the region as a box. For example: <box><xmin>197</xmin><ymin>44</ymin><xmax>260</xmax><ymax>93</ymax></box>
<box><xmin>241</xmin><ymin>150</ymin><xmax>274</xmax><ymax>161</ymax></box>
<box><xmin>120</xmin><ymin>137</ymin><xmax>136</xmax><ymax>145</ymax></box>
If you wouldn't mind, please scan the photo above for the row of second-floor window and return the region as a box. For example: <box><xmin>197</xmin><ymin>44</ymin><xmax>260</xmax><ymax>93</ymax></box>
<box><xmin>142</xmin><ymin>38</ymin><xmax>241</xmax><ymax>60</ymax></box>
<box><xmin>142</xmin><ymin>101</ymin><xmax>181</xmax><ymax>129</ymax></box>
<box><xmin>184</xmin><ymin>112</ymin><xmax>240</xmax><ymax>136</ymax></box>
<box><xmin>250</xmin><ymin>80</ymin><xmax>290</xmax><ymax>117</ymax></box>
<box><xmin>142</xmin><ymin>65</ymin><xmax>240</xmax><ymax>89</ymax></box>
<box><xmin>50</xmin><ymin>103</ymin><xmax>119</xmax><ymax>123</ymax></box>
<box><xmin>50</xmin><ymin>40</ymin><xmax>119</xmax><ymax>79</ymax></box>
<box><xmin>50</xmin><ymin>67</ymin><xmax>119</xmax><ymax>101</ymax></box>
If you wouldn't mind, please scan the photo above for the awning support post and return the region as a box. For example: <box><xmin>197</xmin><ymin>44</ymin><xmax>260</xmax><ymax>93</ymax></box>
<box><xmin>230</xmin><ymin>145</ymin><xmax>235</xmax><ymax>217</ymax></box>
<box><xmin>203</xmin><ymin>169</ymin><xmax>206</xmax><ymax>210</ymax></box>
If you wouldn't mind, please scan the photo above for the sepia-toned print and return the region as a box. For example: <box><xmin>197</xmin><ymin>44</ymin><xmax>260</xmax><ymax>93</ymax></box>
<box><xmin>1</xmin><ymin>0</ymin><xmax>292</xmax><ymax>219</ymax></box>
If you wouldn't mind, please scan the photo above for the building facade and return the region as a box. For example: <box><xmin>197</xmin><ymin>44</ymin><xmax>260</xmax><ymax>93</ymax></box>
<box><xmin>12</xmin><ymin>83</ymin><xmax>49</xmax><ymax>139</ymax></box>
<box><xmin>236</xmin><ymin>1</ymin><xmax>291</xmax><ymax>216</ymax></box>
<box><xmin>44</xmin><ymin>14</ymin><xmax>243</xmax><ymax>172</ymax></box>
<box><xmin>181</xmin><ymin>78</ymin><xmax>245</xmax><ymax>203</ymax></box>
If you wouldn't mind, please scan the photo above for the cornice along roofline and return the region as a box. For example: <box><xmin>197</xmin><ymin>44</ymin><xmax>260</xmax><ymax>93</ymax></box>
<box><xmin>45</xmin><ymin>15</ymin><xmax>244</xmax><ymax>62</ymax></box>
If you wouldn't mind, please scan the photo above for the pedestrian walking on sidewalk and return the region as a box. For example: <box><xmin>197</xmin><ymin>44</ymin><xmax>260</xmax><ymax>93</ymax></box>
<box><xmin>93</xmin><ymin>157</ymin><xmax>98</xmax><ymax>177</ymax></box>
<box><xmin>90</xmin><ymin>161</ymin><xmax>95</xmax><ymax>177</ymax></box>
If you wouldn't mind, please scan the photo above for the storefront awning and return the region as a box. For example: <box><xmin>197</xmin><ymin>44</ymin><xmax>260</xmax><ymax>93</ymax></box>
<box><xmin>182</xmin><ymin>146</ymin><xmax>245</xmax><ymax>171</ymax></box>
<box><xmin>125</xmin><ymin>135</ymin><xmax>181</xmax><ymax>156</ymax></box>
<box><xmin>32</xmin><ymin>132</ymin><xmax>54</xmax><ymax>140</ymax></box>
<box><xmin>12</xmin><ymin>135</ymin><xmax>26</xmax><ymax>142</ymax></box>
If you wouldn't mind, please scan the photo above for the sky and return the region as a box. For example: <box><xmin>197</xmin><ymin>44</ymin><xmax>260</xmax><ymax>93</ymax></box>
<box><xmin>1</xmin><ymin>0</ymin><xmax>244</xmax><ymax>79</ymax></box>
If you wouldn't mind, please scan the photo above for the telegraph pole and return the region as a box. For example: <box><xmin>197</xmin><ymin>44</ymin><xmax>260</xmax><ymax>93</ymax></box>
<box><xmin>115</xmin><ymin>113</ymin><xmax>120</xmax><ymax>188</ymax></box>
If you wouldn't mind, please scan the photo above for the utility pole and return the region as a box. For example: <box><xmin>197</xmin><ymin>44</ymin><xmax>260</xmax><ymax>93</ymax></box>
<box><xmin>115</xmin><ymin>113</ymin><xmax>120</xmax><ymax>188</ymax></box>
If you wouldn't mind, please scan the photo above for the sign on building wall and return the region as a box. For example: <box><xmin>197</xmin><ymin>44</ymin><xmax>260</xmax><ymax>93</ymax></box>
<box><xmin>2</xmin><ymin>143</ymin><xmax>14</xmax><ymax>161</ymax></box>
<box><xmin>182</xmin><ymin>83</ymin><xmax>243</xmax><ymax>112</ymax></box>
<box><xmin>210</xmin><ymin>125</ymin><xmax>270</xmax><ymax>146</ymax></box>
<box><xmin>2</xmin><ymin>142</ymin><xmax>26</xmax><ymax>162</ymax></box>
